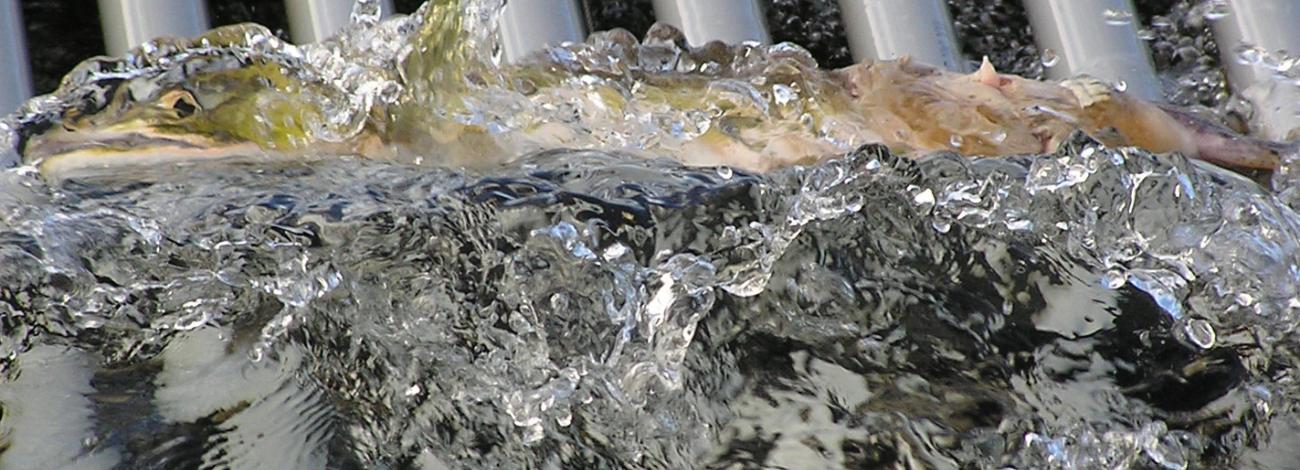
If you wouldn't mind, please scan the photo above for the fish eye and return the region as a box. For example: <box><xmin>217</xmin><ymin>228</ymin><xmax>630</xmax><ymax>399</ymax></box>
<box><xmin>159</xmin><ymin>89</ymin><xmax>201</xmax><ymax>118</ymax></box>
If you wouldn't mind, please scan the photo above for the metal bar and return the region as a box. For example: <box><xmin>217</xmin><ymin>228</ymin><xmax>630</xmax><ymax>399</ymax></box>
<box><xmin>499</xmin><ymin>0</ymin><xmax>587</xmax><ymax>62</ymax></box>
<box><xmin>836</xmin><ymin>0</ymin><xmax>965</xmax><ymax>72</ymax></box>
<box><xmin>0</xmin><ymin>0</ymin><xmax>32</xmax><ymax>114</ymax></box>
<box><xmin>1022</xmin><ymin>0</ymin><xmax>1162</xmax><ymax>102</ymax></box>
<box><xmin>651</xmin><ymin>0</ymin><xmax>769</xmax><ymax>46</ymax></box>
<box><xmin>1209</xmin><ymin>0</ymin><xmax>1300</xmax><ymax>141</ymax></box>
<box><xmin>284</xmin><ymin>0</ymin><xmax>395</xmax><ymax>44</ymax></box>
<box><xmin>97</xmin><ymin>0</ymin><xmax>210</xmax><ymax>55</ymax></box>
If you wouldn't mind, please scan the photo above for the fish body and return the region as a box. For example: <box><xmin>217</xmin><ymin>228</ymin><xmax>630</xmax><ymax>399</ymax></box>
<box><xmin>833</xmin><ymin>57</ymin><xmax>1283</xmax><ymax>170</ymax></box>
<box><xmin>11</xmin><ymin>4</ymin><xmax>1293</xmax><ymax>179</ymax></box>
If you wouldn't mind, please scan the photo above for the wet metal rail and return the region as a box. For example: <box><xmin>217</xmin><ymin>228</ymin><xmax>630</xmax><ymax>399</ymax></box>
<box><xmin>500</xmin><ymin>0</ymin><xmax>586</xmax><ymax>62</ymax></box>
<box><xmin>1209</xmin><ymin>0</ymin><xmax>1300</xmax><ymax>141</ymax></box>
<box><xmin>651</xmin><ymin>0</ymin><xmax>769</xmax><ymax>45</ymax></box>
<box><xmin>0</xmin><ymin>0</ymin><xmax>30</xmax><ymax>116</ymax></box>
<box><xmin>285</xmin><ymin>0</ymin><xmax>395</xmax><ymax>44</ymax></box>
<box><xmin>837</xmin><ymin>0</ymin><xmax>965</xmax><ymax>72</ymax></box>
<box><xmin>97</xmin><ymin>0</ymin><xmax>211</xmax><ymax>56</ymax></box>
<box><xmin>1022</xmin><ymin>0</ymin><xmax>1161</xmax><ymax>102</ymax></box>
<box><xmin>0</xmin><ymin>0</ymin><xmax>1298</xmax><ymax>140</ymax></box>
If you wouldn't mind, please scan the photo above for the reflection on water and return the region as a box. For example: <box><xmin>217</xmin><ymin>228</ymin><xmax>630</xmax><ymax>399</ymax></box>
<box><xmin>3</xmin><ymin>138</ymin><xmax>1300</xmax><ymax>468</ymax></box>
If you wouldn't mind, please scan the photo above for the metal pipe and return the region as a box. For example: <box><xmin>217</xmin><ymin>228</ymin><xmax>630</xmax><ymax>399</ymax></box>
<box><xmin>284</xmin><ymin>0</ymin><xmax>395</xmax><ymax>44</ymax></box>
<box><xmin>1209</xmin><ymin>0</ymin><xmax>1300</xmax><ymax>141</ymax></box>
<box><xmin>1022</xmin><ymin>0</ymin><xmax>1162</xmax><ymax>102</ymax></box>
<box><xmin>651</xmin><ymin>0</ymin><xmax>769</xmax><ymax>46</ymax></box>
<box><xmin>0</xmin><ymin>0</ymin><xmax>32</xmax><ymax>114</ymax></box>
<box><xmin>836</xmin><ymin>0</ymin><xmax>965</xmax><ymax>72</ymax></box>
<box><xmin>499</xmin><ymin>0</ymin><xmax>587</xmax><ymax>62</ymax></box>
<box><xmin>97</xmin><ymin>0</ymin><xmax>210</xmax><ymax>55</ymax></box>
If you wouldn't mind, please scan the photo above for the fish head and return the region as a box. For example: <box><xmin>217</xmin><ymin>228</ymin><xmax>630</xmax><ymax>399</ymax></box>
<box><xmin>17</xmin><ymin>26</ymin><xmax>340</xmax><ymax>177</ymax></box>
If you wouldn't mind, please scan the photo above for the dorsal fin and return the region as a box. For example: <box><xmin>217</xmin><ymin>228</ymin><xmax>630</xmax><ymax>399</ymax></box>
<box><xmin>974</xmin><ymin>56</ymin><xmax>1001</xmax><ymax>88</ymax></box>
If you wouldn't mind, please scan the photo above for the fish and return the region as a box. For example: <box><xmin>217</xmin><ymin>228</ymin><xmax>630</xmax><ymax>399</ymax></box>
<box><xmin>831</xmin><ymin>56</ymin><xmax>1293</xmax><ymax>172</ymax></box>
<box><xmin>15</xmin><ymin>26</ymin><xmax>364</xmax><ymax>177</ymax></box>
<box><xmin>12</xmin><ymin>1</ymin><xmax>1295</xmax><ymax>179</ymax></box>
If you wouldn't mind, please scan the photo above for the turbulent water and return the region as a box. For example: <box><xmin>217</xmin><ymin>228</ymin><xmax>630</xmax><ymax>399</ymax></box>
<box><xmin>5</xmin><ymin>1</ymin><xmax>1300</xmax><ymax>469</ymax></box>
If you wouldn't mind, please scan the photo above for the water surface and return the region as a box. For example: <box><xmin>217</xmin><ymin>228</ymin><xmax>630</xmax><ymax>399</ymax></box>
<box><xmin>4</xmin><ymin>1</ymin><xmax>1300</xmax><ymax>468</ymax></box>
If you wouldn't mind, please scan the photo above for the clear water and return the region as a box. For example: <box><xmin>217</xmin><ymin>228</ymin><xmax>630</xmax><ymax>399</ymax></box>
<box><xmin>3</xmin><ymin>1</ymin><xmax>1300</xmax><ymax>469</ymax></box>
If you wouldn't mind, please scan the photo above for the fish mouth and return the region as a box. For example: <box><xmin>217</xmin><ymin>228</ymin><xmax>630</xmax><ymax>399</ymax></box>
<box><xmin>21</xmin><ymin>129</ymin><xmax>261</xmax><ymax>178</ymax></box>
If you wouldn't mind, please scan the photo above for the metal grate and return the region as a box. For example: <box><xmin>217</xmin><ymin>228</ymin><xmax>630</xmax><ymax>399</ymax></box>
<box><xmin>1</xmin><ymin>0</ymin><xmax>1297</xmax><ymax>138</ymax></box>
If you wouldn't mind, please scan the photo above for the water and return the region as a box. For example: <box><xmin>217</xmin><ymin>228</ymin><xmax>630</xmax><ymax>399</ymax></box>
<box><xmin>3</xmin><ymin>1</ymin><xmax>1300</xmax><ymax>469</ymax></box>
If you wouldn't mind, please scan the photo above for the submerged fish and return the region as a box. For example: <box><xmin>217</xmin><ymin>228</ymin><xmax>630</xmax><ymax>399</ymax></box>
<box><xmin>11</xmin><ymin>2</ymin><xmax>1294</xmax><ymax>179</ymax></box>
<box><xmin>14</xmin><ymin>26</ymin><xmax>363</xmax><ymax>176</ymax></box>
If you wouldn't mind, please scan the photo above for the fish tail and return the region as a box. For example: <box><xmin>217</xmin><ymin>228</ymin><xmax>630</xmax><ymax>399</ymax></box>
<box><xmin>1157</xmin><ymin>103</ymin><xmax>1285</xmax><ymax>171</ymax></box>
<box><xmin>1193</xmin><ymin>131</ymin><xmax>1285</xmax><ymax>172</ymax></box>
<box><xmin>1271</xmin><ymin>139</ymin><xmax>1300</xmax><ymax>166</ymax></box>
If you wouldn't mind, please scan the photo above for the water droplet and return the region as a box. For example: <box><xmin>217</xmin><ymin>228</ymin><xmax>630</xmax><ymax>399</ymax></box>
<box><xmin>1103</xmin><ymin>9</ymin><xmax>1133</xmax><ymax>25</ymax></box>
<box><xmin>1040</xmin><ymin>48</ymin><xmax>1060</xmax><ymax>67</ymax></box>
<box><xmin>912</xmin><ymin>188</ymin><xmax>936</xmax><ymax>206</ymax></box>
<box><xmin>798</xmin><ymin>112</ymin><xmax>815</xmax><ymax>130</ymax></box>
<box><xmin>771</xmin><ymin>84</ymin><xmax>797</xmax><ymax>107</ymax></box>
<box><xmin>1202</xmin><ymin>0</ymin><xmax>1231</xmax><ymax>20</ymax></box>
<box><xmin>349</xmin><ymin>0</ymin><xmax>384</xmax><ymax>28</ymax></box>
<box><xmin>1183</xmin><ymin>318</ymin><xmax>1216</xmax><ymax>349</ymax></box>
<box><xmin>1235</xmin><ymin>44</ymin><xmax>1265</xmax><ymax>66</ymax></box>
<box><xmin>1276</xmin><ymin>57</ymin><xmax>1297</xmax><ymax>74</ymax></box>
<box><xmin>1005</xmin><ymin>219</ymin><xmax>1032</xmax><ymax>231</ymax></box>
<box><xmin>1102</xmin><ymin>270</ymin><xmax>1127</xmax><ymax>289</ymax></box>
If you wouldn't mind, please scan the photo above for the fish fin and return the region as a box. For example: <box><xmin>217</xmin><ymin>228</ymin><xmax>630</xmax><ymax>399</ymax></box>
<box><xmin>974</xmin><ymin>56</ymin><xmax>1001</xmax><ymax>88</ymax></box>
<box><xmin>1061</xmin><ymin>77</ymin><xmax>1115</xmax><ymax>108</ymax></box>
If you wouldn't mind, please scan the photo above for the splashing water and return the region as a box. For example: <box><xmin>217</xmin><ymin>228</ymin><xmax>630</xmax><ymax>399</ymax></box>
<box><xmin>3</xmin><ymin>1</ymin><xmax>1300</xmax><ymax>469</ymax></box>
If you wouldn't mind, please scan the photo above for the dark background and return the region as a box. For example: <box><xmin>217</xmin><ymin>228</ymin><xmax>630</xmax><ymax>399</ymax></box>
<box><xmin>18</xmin><ymin>0</ymin><xmax>1190</xmax><ymax>96</ymax></box>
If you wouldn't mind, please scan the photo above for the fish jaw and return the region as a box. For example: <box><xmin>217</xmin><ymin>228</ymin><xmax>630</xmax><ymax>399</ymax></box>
<box><xmin>21</xmin><ymin>128</ymin><xmax>263</xmax><ymax>179</ymax></box>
